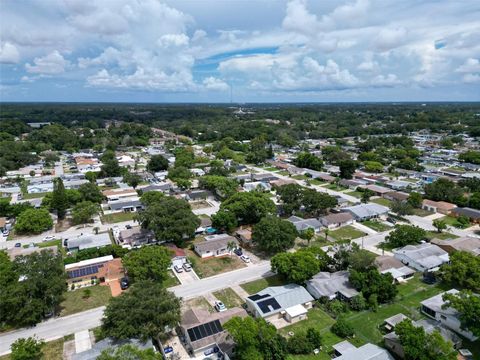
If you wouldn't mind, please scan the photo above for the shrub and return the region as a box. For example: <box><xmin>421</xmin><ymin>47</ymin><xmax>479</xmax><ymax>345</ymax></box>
<box><xmin>331</xmin><ymin>316</ymin><xmax>354</xmax><ymax>338</ymax></box>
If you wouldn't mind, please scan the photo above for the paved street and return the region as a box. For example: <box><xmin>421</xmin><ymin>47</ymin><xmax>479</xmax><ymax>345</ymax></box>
<box><xmin>0</xmin><ymin>262</ymin><xmax>272</xmax><ymax>355</ymax></box>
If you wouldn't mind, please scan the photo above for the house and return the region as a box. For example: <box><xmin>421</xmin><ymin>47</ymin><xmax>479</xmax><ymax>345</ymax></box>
<box><xmin>287</xmin><ymin>216</ymin><xmax>322</xmax><ymax>233</ymax></box>
<box><xmin>430</xmin><ymin>236</ymin><xmax>480</xmax><ymax>256</ymax></box>
<box><xmin>342</xmin><ymin>203</ymin><xmax>389</xmax><ymax>221</ymax></box>
<box><xmin>253</xmin><ymin>173</ymin><xmax>279</xmax><ymax>182</ymax></box>
<box><xmin>383</xmin><ymin>191</ymin><xmax>409</xmax><ymax>203</ymax></box>
<box><xmin>305</xmin><ymin>271</ymin><xmax>359</xmax><ymax>301</ymax></box>
<box><xmin>320</xmin><ymin>212</ymin><xmax>354</xmax><ymax>229</ymax></box>
<box><xmin>66</xmin><ymin>233</ymin><xmax>112</xmax><ymax>252</ymax></box>
<box><xmin>374</xmin><ymin>255</ymin><xmax>415</xmax><ymax>282</ymax></box>
<box><xmin>393</xmin><ymin>243</ymin><xmax>449</xmax><ymax>272</ymax></box>
<box><xmin>140</xmin><ymin>182</ymin><xmax>172</xmax><ymax>193</ymax></box>
<box><xmin>422</xmin><ymin>199</ymin><xmax>457</xmax><ymax>215</ymax></box>
<box><xmin>304</xmin><ymin>170</ymin><xmax>335</xmax><ymax>182</ymax></box>
<box><xmin>65</xmin><ymin>256</ymin><xmax>124</xmax><ymax>288</ymax></box>
<box><xmin>451</xmin><ymin>207</ymin><xmax>480</xmax><ymax>223</ymax></box>
<box><xmin>386</xmin><ymin>180</ymin><xmax>414</xmax><ymax>191</ymax></box>
<box><xmin>165</xmin><ymin>243</ymin><xmax>187</xmax><ymax>268</ymax></box>
<box><xmin>383</xmin><ymin>313</ymin><xmax>409</xmax><ymax>332</ymax></box>
<box><xmin>107</xmin><ymin>198</ymin><xmax>143</xmax><ymax>213</ymax></box>
<box><xmin>194</xmin><ymin>234</ymin><xmax>238</xmax><ymax>258</ymax></box>
<box><xmin>361</xmin><ymin>184</ymin><xmax>391</xmax><ymax>197</ymax></box>
<box><xmin>421</xmin><ymin>289</ymin><xmax>478</xmax><ymax>341</ymax></box>
<box><xmin>72</xmin><ymin>338</ymin><xmax>153</xmax><ymax>360</ymax></box>
<box><xmin>180</xmin><ymin>307</ymin><xmax>247</xmax><ymax>357</ymax></box>
<box><xmin>102</xmin><ymin>188</ymin><xmax>137</xmax><ymax>201</ymax></box>
<box><xmin>191</xmin><ymin>168</ymin><xmax>206</xmax><ymax>177</ymax></box>
<box><xmin>332</xmin><ymin>341</ymin><xmax>394</xmax><ymax>360</ymax></box>
<box><xmin>234</xmin><ymin>228</ymin><xmax>252</xmax><ymax>246</ymax></box>
<box><xmin>116</xmin><ymin>155</ymin><xmax>135</xmax><ymax>168</ymax></box>
<box><xmin>245</xmin><ymin>284</ymin><xmax>314</xmax><ymax>323</ymax></box>
<box><xmin>270</xmin><ymin>178</ymin><xmax>297</xmax><ymax>187</ymax></box>
<box><xmin>339</xmin><ymin>179</ymin><xmax>367</xmax><ymax>190</ymax></box>
<box><xmin>116</xmin><ymin>227</ymin><xmax>156</xmax><ymax>247</ymax></box>
<box><xmin>243</xmin><ymin>181</ymin><xmax>271</xmax><ymax>192</ymax></box>
<box><xmin>384</xmin><ymin>317</ymin><xmax>461</xmax><ymax>358</ymax></box>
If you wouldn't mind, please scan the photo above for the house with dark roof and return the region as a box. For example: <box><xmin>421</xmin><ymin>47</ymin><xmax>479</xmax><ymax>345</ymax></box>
<box><xmin>180</xmin><ymin>307</ymin><xmax>247</xmax><ymax>357</ymax></box>
<box><xmin>320</xmin><ymin>212</ymin><xmax>354</xmax><ymax>229</ymax></box>
<box><xmin>430</xmin><ymin>236</ymin><xmax>480</xmax><ymax>256</ymax></box>
<box><xmin>451</xmin><ymin>207</ymin><xmax>480</xmax><ymax>223</ymax></box>
<box><xmin>375</xmin><ymin>255</ymin><xmax>415</xmax><ymax>282</ymax></box>
<box><xmin>342</xmin><ymin>203</ymin><xmax>389</xmax><ymax>221</ymax></box>
<box><xmin>245</xmin><ymin>284</ymin><xmax>314</xmax><ymax>323</ymax></box>
<box><xmin>383</xmin><ymin>191</ymin><xmax>409</xmax><ymax>203</ymax></box>
<box><xmin>287</xmin><ymin>215</ymin><xmax>323</xmax><ymax>233</ymax></box>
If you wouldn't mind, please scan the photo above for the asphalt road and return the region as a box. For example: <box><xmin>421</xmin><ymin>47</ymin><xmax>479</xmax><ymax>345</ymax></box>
<box><xmin>0</xmin><ymin>262</ymin><xmax>272</xmax><ymax>355</ymax></box>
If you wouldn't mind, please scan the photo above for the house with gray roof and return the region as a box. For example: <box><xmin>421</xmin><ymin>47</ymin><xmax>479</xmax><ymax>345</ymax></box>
<box><xmin>393</xmin><ymin>243</ymin><xmax>449</xmax><ymax>272</ymax></box>
<box><xmin>451</xmin><ymin>207</ymin><xmax>480</xmax><ymax>223</ymax></box>
<box><xmin>194</xmin><ymin>235</ymin><xmax>238</xmax><ymax>258</ymax></box>
<box><xmin>375</xmin><ymin>255</ymin><xmax>415</xmax><ymax>282</ymax></box>
<box><xmin>342</xmin><ymin>203</ymin><xmax>389</xmax><ymax>221</ymax></box>
<box><xmin>320</xmin><ymin>212</ymin><xmax>354</xmax><ymax>229</ymax></box>
<box><xmin>287</xmin><ymin>216</ymin><xmax>322</xmax><ymax>233</ymax></box>
<box><xmin>430</xmin><ymin>236</ymin><xmax>480</xmax><ymax>256</ymax></box>
<box><xmin>72</xmin><ymin>338</ymin><xmax>153</xmax><ymax>360</ymax></box>
<box><xmin>421</xmin><ymin>289</ymin><xmax>478</xmax><ymax>341</ymax></box>
<box><xmin>305</xmin><ymin>271</ymin><xmax>359</xmax><ymax>301</ymax></box>
<box><xmin>66</xmin><ymin>233</ymin><xmax>112</xmax><ymax>252</ymax></box>
<box><xmin>245</xmin><ymin>284</ymin><xmax>314</xmax><ymax>323</ymax></box>
<box><xmin>332</xmin><ymin>341</ymin><xmax>394</xmax><ymax>360</ymax></box>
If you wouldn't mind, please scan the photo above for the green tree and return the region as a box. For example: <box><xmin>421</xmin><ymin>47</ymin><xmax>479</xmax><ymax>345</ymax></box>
<box><xmin>10</xmin><ymin>337</ymin><xmax>44</xmax><ymax>360</ymax></box>
<box><xmin>302</xmin><ymin>189</ymin><xmax>337</xmax><ymax>217</ymax></box>
<box><xmin>245</xmin><ymin>135</ymin><xmax>271</xmax><ymax>164</ymax></box>
<box><xmin>395</xmin><ymin>319</ymin><xmax>457</xmax><ymax>360</ymax></box>
<box><xmin>71</xmin><ymin>201</ymin><xmax>99</xmax><ymax>224</ymax></box>
<box><xmin>390</xmin><ymin>200</ymin><xmax>414</xmax><ymax>216</ymax></box>
<box><xmin>363</xmin><ymin>161</ymin><xmax>384</xmax><ymax>173</ymax></box>
<box><xmin>139</xmin><ymin>191</ymin><xmax>164</xmax><ymax>206</ymax></box>
<box><xmin>78</xmin><ymin>182</ymin><xmax>104</xmax><ymax>203</ymax></box>
<box><xmin>331</xmin><ymin>316</ymin><xmax>354</xmax><ymax>338</ymax></box>
<box><xmin>349</xmin><ymin>268</ymin><xmax>397</xmax><ymax>304</ymax></box>
<box><xmin>211</xmin><ymin>210</ymin><xmax>238</xmax><ymax>232</ymax></box>
<box><xmin>102</xmin><ymin>281</ymin><xmax>181</xmax><ymax>341</ymax></box>
<box><xmin>432</xmin><ymin>219</ymin><xmax>448</xmax><ymax>233</ymax></box>
<box><xmin>97</xmin><ymin>344</ymin><xmax>161</xmax><ymax>360</ymax></box>
<box><xmin>224</xmin><ymin>316</ymin><xmax>287</xmax><ymax>360</ymax></box>
<box><xmin>122</xmin><ymin>246</ymin><xmax>172</xmax><ymax>284</ymax></box>
<box><xmin>275</xmin><ymin>183</ymin><xmax>303</xmax><ymax>216</ymax></box>
<box><xmin>287</xmin><ymin>328</ymin><xmax>322</xmax><ymax>355</ymax></box>
<box><xmin>85</xmin><ymin>171</ymin><xmax>98</xmax><ymax>183</ymax></box>
<box><xmin>252</xmin><ymin>216</ymin><xmax>298</xmax><ymax>254</ymax></box>
<box><xmin>51</xmin><ymin>177</ymin><xmax>68</xmax><ymax>219</ymax></box>
<box><xmin>441</xmin><ymin>251</ymin><xmax>480</xmax><ymax>291</ymax></box>
<box><xmin>424</xmin><ymin>178</ymin><xmax>465</xmax><ymax>205</ymax></box>
<box><xmin>15</xmin><ymin>208</ymin><xmax>53</xmax><ymax>234</ymax></box>
<box><xmin>299</xmin><ymin>228</ymin><xmax>315</xmax><ymax>246</ymax></box>
<box><xmin>137</xmin><ymin>196</ymin><xmax>200</xmax><ymax>244</ymax></box>
<box><xmin>385</xmin><ymin>225</ymin><xmax>426</xmax><ymax>248</ymax></box>
<box><xmin>123</xmin><ymin>172</ymin><xmax>142</xmax><ymax>189</ymax></box>
<box><xmin>293</xmin><ymin>152</ymin><xmax>323</xmax><ymax>171</ymax></box>
<box><xmin>348</xmin><ymin>249</ymin><xmax>376</xmax><ymax>271</ymax></box>
<box><xmin>271</xmin><ymin>247</ymin><xmax>329</xmax><ymax>283</ymax></box>
<box><xmin>147</xmin><ymin>155</ymin><xmax>169</xmax><ymax>172</ymax></box>
<box><xmin>199</xmin><ymin>175</ymin><xmax>238</xmax><ymax>199</ymax></box>
<box><xmin>100</xmin><ymin>150</ymin><xmax>122</xmax><ymax>178</ymax></box>
<box><xmin>407</xmin><ymin>192</ymin><xmax>422</xmax><ymax>208</ymax></box>
<box><xmin>220</xmin><ymin>191</ymin><xmax>276</xmax><ymax>225</ymax></box>
<box><xmin>339</xmin><ymin>159</ymin><xmax>357</xmax><ymax>179</ymax></box>
<box><xmin>361</xmin><ymin>189</ymin><xmax>374</xmax><ymax>203</ymax></box>
<box><xmin>442</xmin><ymin>290</ymin><xmax>480</xmax><ymax>337</ymax></box>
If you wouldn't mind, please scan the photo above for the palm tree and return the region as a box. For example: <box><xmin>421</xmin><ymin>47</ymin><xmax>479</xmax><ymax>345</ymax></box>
<box><xmin>324</xmin><ymin>228</ymin><xmax>330</xmax><ymax>242</ymax></box>
<box><xmin>227</xmin><ymin>241</ymin><xmax>236</xmax><ymax>256</ymax></box>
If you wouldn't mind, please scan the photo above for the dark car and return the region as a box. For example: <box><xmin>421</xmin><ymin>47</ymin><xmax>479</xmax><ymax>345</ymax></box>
<box><xmin>386</xmin><ymin>217</ymin><xmax>397</xmax><ymax>224</ymax></box>
<box><xmin>14</xmin><ymin>242</ymin><xmax>21</xmax><ymax>247</ymax></box>
<box><xmin>125</xmin><ymin>224</ymin><xmax>132</xmax><ymax>229</ymax></box>
<box><xmin>233</xmin><ymin>248</ymin><xmax>243</xmax><ymax>256</ymax></box>
<box><xmin>120</xmin><ymin>277</ymin><xmax>129</xmax><ymax>290</ymax></box>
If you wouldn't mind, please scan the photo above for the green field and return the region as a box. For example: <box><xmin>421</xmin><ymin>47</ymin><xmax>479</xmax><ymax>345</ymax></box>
<box><xmin>327</xmin><ymin>225</ymin><xmax>366</xmax><ymax>242</ymax></box>
<box><xmin>101</xmin><ymin>212</ymin><xmax>136</xmax><ymax>224</ymax></box>
<box><xmin>59</xmin><ymin>285</ymin><xmax>112</xmax><ymax>316</ymax></box>
<box><xmin>22</xmin><ymin>192</ymin><xmax>50</xmax><ymax>199</ymax></box>
<box><xmin>425</xmin><ymin>231</ymin><xmax>459</xmax><ymax>241</ymax></box>
<box><xmin>438</xmin><ymin>215</ymin><xmax>471</xmax><ymax>229</ymax></box>
<box><xmin>240</xmin><ymin>275</ymin><xmax>285</xmax><ymax>295</ymax></box>
<box><xmin>345</xmin><ymin>190</ymin><xmax>363</xmax><ymax>198</ymax></box>
<box><xmin>371</xmin><ymin>198</ymin><xmax>392</xmax><ymax>207</ymax></box>
<box><xmin>361</xmin><ymin>220</ymin><xmax>391</xmax><ymax>232</ymax></box>
<box><xmin>213</xmin><ymin>288</ymin><xmax>244</xmax><ymax>308</ymax></box>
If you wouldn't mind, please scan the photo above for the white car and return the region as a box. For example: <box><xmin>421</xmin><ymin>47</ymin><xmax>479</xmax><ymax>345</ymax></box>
<box><xmin>43</xmin><ymin>235</ymin><xmax>55</xmax><ymax>242</ymax></box>
<box><xmin>240</xmin><ymin>255</ymin><xmax>251</xmax><ymax>263</ymax></box>
<box><xmin>174</xmin><ymin>265</ymin><xmax>184</xmax><ymax>273</ymax></box>
<box><xmin>214</xmin><ymin>301</ymin><xmax>227</xmax><ymax>312</ymax></box>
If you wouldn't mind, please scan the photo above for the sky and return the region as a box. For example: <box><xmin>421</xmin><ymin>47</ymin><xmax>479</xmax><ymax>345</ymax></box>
<box><xmin>0</xmin><ymin>0</ymin><xmax>479</xmax><ymax>103</ymax></box>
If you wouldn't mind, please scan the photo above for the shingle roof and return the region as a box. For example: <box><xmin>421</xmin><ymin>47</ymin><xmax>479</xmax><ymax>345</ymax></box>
<box><xmin>306</xmin><ymin>271</ymin><xmax>359</xmax><ymax>299</ymax></box>
<box><xmin>394</xmin><ymin>243</ymin><xmax>449</xmax><ymax>269</ymax></box>
<box><xmin>335</xmin><ymin>343</ymin><xmax>394</xmax><ymax>360</ymax></box>
<box><xmin>343</xmin><ymin>203</ymin><xmax>389</xmax><ymax>219</ymax></box>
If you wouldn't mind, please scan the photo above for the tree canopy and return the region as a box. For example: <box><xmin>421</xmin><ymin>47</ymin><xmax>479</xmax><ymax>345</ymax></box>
<box><xmin>252</xmin><ymin>215</ymin><xmax>298</xmax><ymax>254</ymax></box>
<box><xmin>97</xmin><ymin>344</ymin><xmax>161</xmax><ymax>360</ymax></box>
<box><xmin>440</xmin><ymin>251</ymin><xmax>480</xmax><ymax>292</ymax></box>
<box><xmin>15</xmin><ymin>208</ymin><xmax>53</xmax><ymax>234</ymax></box>
<box><xmin>147</xmin><ymin>155</ymin><xmax>169</xmax><ymax>172</ymax></box>
<box><xmin>442</xmin><ymin>290</ymin><xmax>480</xmax><ymax>337</ymax></box>
<box><xmin>10</xmin><ymin>337</ymin><xmax>45</xmax><ymax>360</ymax></box>
<box><xmin>122</xmin><ymin>246</ymin><xmax>172</xmax><ymax>284</ymax></box>
<box><xmin>384</xmin><ymin>225</ymin><xmax>426</xmax><ymax>248</ymax></box>
<box><xmin>220</xmin><ymin>191</ymin><xmax>276</xmax><ymax>225</ymax></box>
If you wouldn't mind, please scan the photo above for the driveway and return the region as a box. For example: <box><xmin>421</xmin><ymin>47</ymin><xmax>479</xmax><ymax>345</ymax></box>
<box><xmin>174</xmin><ymin>268</ymin><xmax>200</xmax><ymax>285</ymax></box>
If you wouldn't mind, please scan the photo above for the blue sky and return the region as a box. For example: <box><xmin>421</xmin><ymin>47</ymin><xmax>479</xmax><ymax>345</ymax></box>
<box><xmin>1</xmin><ymin>0</ymin><xmax>479</xmax><ymax>102</ymax></box>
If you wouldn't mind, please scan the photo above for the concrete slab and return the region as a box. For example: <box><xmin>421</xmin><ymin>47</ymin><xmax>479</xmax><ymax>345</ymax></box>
<box><xmin>74</xmin><ymin>330</ymin><xmax>92</xmax><ymax>354</ymax></box>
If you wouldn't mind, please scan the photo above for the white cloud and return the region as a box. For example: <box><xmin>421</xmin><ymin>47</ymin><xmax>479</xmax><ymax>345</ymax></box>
<box><xmin>374</xmin><ymin>27</ymin><xmax>408</xmax><ymax>51</ymax></box>
<box><xmin>371</xmin><ymin>74</ymin><xmax>403</xmax><ymax>87</ymax></box>
<box><xmin>25</xmin><ymin>51</ymin><xmax>69</xmax><ymax>74</ymax></box>
<box><xmin>456</xmin><ymin>58</ymin><xmax>480</xmax><ymax>73</ymax></box>
<box><xmin>463</xmin><ymin>73</ymin><xmax>480</xmax><ymax>83</ymax></box>
<box><xmin>202</xmin><ymin>77</ymin><xmax>229</xmax><ymax>91</ymax></box>
<box><xmin>0</xmin><ymin>42</ymin><xmax>20</xmax><ymax>64</ymax></box>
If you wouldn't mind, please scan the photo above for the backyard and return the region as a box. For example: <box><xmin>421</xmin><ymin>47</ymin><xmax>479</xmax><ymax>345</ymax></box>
<box><xmin>101</xmin><ymin>212</ymin><xmax>136</xmax><ymax>224</ymax></box>
<box><xmin>59</xmin><ymin>285</ymin><xmax>112</xmax><ymax>316</ymax></box>
<box><xmin>186</xmin><ymin>249</ymin><xmax>246</xmax><ymax>278</ymax></box>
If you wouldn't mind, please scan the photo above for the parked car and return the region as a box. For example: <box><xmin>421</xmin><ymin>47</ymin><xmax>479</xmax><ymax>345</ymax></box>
<box><xmin>29</xmin><ymin>243</ymin><xmax>35</xmax><ymax>248</ymax></box>
<box><xmin>174</xmin><ymin>265</ymin><xmax>184</xmax><ymax>273</ymax></box>
<box><xmin>2</xmin><ymin>230</ymin><xmax>9</xmax><ymax>237</ymax></box>
<box><xmin>234</xmin><ymin>248</ymin><xmax>243</xmax><ymax>256</ymax></box>
<box><xmin>125</xmin><ymin>224</ymin><xmax>132</xmax><ymax>229</ymax></box>
<box><xmin>63</xmin><ymin>239</ymin><xmax>68</xmax><ymax>247</ymax></box>
<box><xmin>386</xmin><ymin>217</ymin><xmax>397</xmax><ymax>224</ymax></box>
<box><xmin>214</xmin><ymin>301</ymin><xmax>227</xmax><ymax>312</ymax></box>
<box><xmin>14</xmin><ymin>242</ymin><xmax>21</xmax><ymax>247</ymax></box>
<box><xmin>240</xmin><ymin>255</ymin><xmax>250</xmax><ymax>263</ymax></box>
<box><xmin>183</xmin><ymin>263</ymin><xmax>192</xmax><ymax>272</ymax></box>
<box><xmin>120</xmin><ymin>277</ymin><xmax>129</xmax><ymax>290</ymax></box>
<box><xmin>43</xmin><ymin>235</ymin><xmax>55</xmax><ymax>242</ymax></box>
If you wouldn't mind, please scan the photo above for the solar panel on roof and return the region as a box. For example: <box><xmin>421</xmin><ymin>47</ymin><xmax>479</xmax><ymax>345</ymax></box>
<box><xmin>248</xmin><ymin>293</ymin><xmax>270</xmax><ymax>301</ymax></box>
<box><xmin>258</xmin><ymin>298</ymin><xmax>281</xmax><ymax>314</ymax></box>
<box><xmin>67</xmin><ymin>265</ymin><xmax>100</xmax><ymax>279</ymax></box>
<box><xmin>187</xmin><ymin>320</ymin><xmax>223</xmax><ymax>342</ymax></box>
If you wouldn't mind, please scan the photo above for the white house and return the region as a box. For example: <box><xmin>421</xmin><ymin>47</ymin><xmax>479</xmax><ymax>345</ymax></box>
<box><xmin>421</xmin><ymin>289</ymin><xmax>478</xmax><ymax>341</ymax></box>
<box><xmin>393</xmin><ymin>243</ymin><xmax>449</xmax><ymax>272</ymax></box>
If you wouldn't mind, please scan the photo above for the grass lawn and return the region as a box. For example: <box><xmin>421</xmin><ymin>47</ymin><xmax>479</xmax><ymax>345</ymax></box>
<box><xmin>412</xmin><ymin>208</ymin><xmax>434</xmax><ymax>217</ymax></box>
<box><xmin>59</xmin><ymin>285</ymin><xmax>112</xmax><ymax>316</ymax></box>
<box><xmin>22</xmin><ymin>192</ymin><xmax>49</xmax><ymax>199</ymax></box>
<box><xmin>371</xmin><ymin>198</ymin><xmax>392</xmax><ymax>207</ymax></box>
<box><xmin>184</xmin><ymin>296</ymin><xmax>215</xmax><ymax>313</ymax></box>
<box><xmin>240</xmin><ymin>274</ymin><xmax>285</xmax><ymax>295</ymax></box>
<box><xmin>327</xmin><ymin>225</ymin><xmax>366</xmax><ymax>242</ymax></box>
<box><xmin>164</xmin><ymin>271</ymin><xmax>181</xmax><ymax>287</ymax></box>
<box><xmin>0</xmin><ymin>337</ymin><xmax>66</xmax><ymax>360</ymax></box>
<box><xmin>101</xmin><ymin>212</ymin><xmax>135</xmax><ymax>224</ymax></box>
<box><xmin>361</xmin><ymin>220</ymin><xmax>391</xmax><ymax>232</ymax></box>
<box><xmin>425</xmin><ymin>231</ymin><xmax>459</xmax><ymax>240</ymax></box>
<box><xmin>345</xmin><ymin>190</ymin><xmax>363</xmax><ymax>198</ymax></box>
<box><xmin>438</xmin><ymin>215</ymin><xmax>471</xmax><ymax>229</ymax></box>
<box><xmin>186</xmin><ymin>250</ymin><xmax>246</xmax><ymax>278</ymax></box>
<box><xmin>38</xmin><ymin>239</ymin><xmax>66</xmax><ymax>256</ymax></box>
<box><xmin>263</xmin><ymin>166</ymin><xmax>279</xmax><ymax>172</ymax></box>
<box><xmin>310</xmin><ymin>179</ymin><xmax>326</xmax><ymax>185</ymax></box>
<box><xmin>293</xmin><ymin>175</ymin><xmax>309</xmax><ymax>180</ymax></box>
<box><xmin>213</xmin><ymin>288</ymin><xmax>244</xmax><ymax>308</ymax></box>
<box><xmin>326</xmin><ymin>184</ymin><xmax>346</xmax><ymax>191</ymax></box>
<box><xmin>278</xmin><ymin>170</ymin><xmax>290</xmax><ymax>176</ymax></box>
